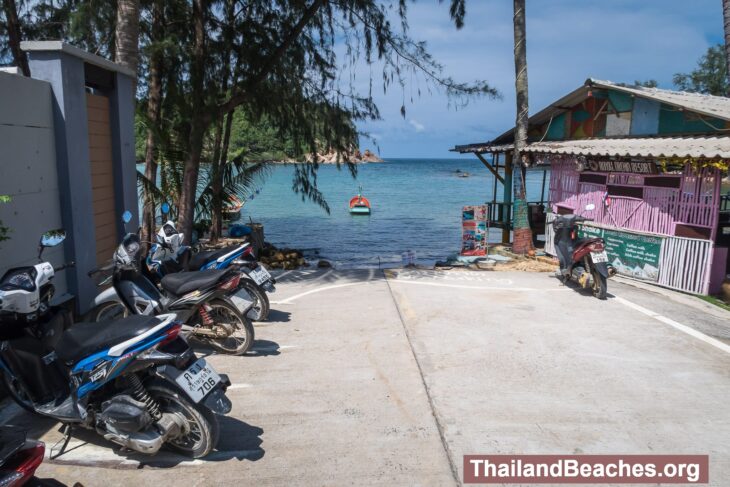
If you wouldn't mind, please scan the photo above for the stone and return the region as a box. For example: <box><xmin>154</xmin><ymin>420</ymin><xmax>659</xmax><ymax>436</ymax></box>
<box><xmin>317</xmin><ymin>260</ymin><xmax>332</xmax><ymax>268</ymax></box>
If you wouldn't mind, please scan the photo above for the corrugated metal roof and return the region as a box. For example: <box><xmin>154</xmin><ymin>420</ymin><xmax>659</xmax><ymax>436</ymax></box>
<box><xmin>531</xmin><ymin>137</ymin><xmax>730</xmax><ymax>159</ymax></box>
<box><xmin>589</xmin><ymin>79</ymin><xmax>730</xmax><ymax>122</ymax></box>
<box><xmin>479</xmin><ymin>78</ymin><xmax>730</xmax><ymax>147</ymax></box>
<box><xmin>453</xmin><ymin>137</ymin><xmax>730</xmax><ymax>159</ymax></box>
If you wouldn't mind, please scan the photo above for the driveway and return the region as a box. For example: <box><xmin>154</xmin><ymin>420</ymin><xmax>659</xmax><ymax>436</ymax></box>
<box><xmin>7</xmin><ymin>268</ymin><xmax>730</xmax><ymax>485</ymax></box>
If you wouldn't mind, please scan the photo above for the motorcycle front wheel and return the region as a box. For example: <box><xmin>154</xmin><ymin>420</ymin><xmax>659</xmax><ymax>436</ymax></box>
<box><xmin>2</xmin><ymin>373</ymin><xmax>38</xmax><ymax>415</ymax></box>
<box><xmin>591</xmin><ymin>269</ymin><xmax>607</xmax><ymax>300</ymax></box>
<box><xmin>146</xmin><ymin>380</ymin><xmax>219</xmax><ymax>458</ymax></box>
<box><xmin>86</xmin><ymin>301</ymin><xmax>129</xmax><ymax>322</ymax></box>
<box><xmin>203</xmin><ymin>299</ymin><xmax>255</xmax><ymax>355</ymax></box>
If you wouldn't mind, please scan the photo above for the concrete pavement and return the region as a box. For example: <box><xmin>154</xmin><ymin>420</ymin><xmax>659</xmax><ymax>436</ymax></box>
<box><xmin>4</xmin><ymin>267</ymin><xmax>729</xmax><ymax>485</ymax></box>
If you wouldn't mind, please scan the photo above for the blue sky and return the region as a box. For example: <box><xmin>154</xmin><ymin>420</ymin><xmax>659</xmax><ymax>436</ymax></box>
<box><xmin>348</xmin><ymin>0</ymin><xmax>724</xmax><ymax>158</ymax></box>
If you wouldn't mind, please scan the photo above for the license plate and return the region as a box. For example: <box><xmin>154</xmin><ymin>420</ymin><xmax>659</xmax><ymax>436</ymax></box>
<box><xmin>591</xmin><ymin>251</ymin><xmax>608</xmax><ymax>263</ymax></box>
<box><xmin>249</xmin><ymin>266</ymin><xmax>272</xmax><ymax>285</ymax></box>
<box><xmin>175</xmin><ymin>358</ymin><xmax>221</xmax><ymax>403</ymax></box>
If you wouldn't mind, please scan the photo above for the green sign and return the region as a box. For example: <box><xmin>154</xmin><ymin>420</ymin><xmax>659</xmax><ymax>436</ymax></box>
<box><xmin>578</xmin><ymin>226</ymin><xmax>662</xmax><ymax>281</ymax></box>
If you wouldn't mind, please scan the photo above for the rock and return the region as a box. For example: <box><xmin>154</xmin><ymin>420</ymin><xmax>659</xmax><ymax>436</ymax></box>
<box><xmin>317</xmin><ymin>260</ymin><xmax>332</xmax><ymax>268</ymax></box>
<box><xmin>297</xmin><ymin>258</ymin><xmax>306</xmax><ymax>266</ymax></box>
<box><xmin>286</xmin><ymin>252</ymin><xmax>299</xmax><ymax>260</ymax></box>
<box><xmin>273</xmin><ymin>252</ymin><xmax>285</xmax><ymax>261</ymax></box>
<box><xmin>721</xmin><ymin>278</ymin><xmax>730</xmax><ymax>303</ymax></box>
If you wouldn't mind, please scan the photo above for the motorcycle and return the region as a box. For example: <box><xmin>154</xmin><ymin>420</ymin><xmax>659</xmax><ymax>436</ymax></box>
<box><xmin>0</xmin><ymin>230</ymin><xmax>231</xmax><ymax>458</ymax></box>
<box><xmin>149</xmin><ymin>219</ymin><xmax>274</xmax><ymax>322</ymax></box>
<box><xmin>552</xmin><ymin>206</ymin><xmax>614</xmax><ymax>299</ymax></box>
<box><xmin>86</xmin><ymin>212</ymin><xmax>255</xmax><ymax>356</ymax></box>
<box><xmin>0</xmin><ymin>427</ymin><xmax>45</xmax><ymax>486</ymax></box>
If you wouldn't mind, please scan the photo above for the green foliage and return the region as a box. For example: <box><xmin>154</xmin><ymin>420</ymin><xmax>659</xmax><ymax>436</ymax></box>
<box><xmin>673</xmin><ymin>45</ymin><xmax>729</xmax><ymax>96</ymax></box>
<box><xmin>0</xmin><ymin>195</ymin><xmax>11</xmax><ymax>245</ymax></box>
<box><xmin>634</xmin><ymin>79</ymin><xmax>658</xmax><ymax>88</ymax></box>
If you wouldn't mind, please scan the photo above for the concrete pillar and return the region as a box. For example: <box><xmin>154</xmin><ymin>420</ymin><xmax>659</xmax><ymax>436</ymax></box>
<box><xmin>22</xmin><ymin>41</ymin><xmax>138</xmax><ymax>314</ymax></box>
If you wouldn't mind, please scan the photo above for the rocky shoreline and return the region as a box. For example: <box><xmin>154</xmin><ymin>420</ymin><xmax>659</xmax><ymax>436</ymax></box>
<box><xmin>273</xmin><ymin>148</ymin><xmax>383</xmax><ymax>164</ymax></box>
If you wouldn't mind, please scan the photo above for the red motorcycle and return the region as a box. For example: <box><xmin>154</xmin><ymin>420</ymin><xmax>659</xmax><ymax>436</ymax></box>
<box><xmin>552</xmin><ymin>213</ymin><xmax>614</xmax><ymax>299</ymax></box>
<box><xmin>0</xmin><ymin>427</ymin><xmax>45</xmax><ymax>486</ymax></box>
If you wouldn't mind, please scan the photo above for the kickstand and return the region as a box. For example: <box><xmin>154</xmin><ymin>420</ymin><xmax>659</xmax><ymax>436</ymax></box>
<box><xmin>50</xmin><ymin>424</ymin><xmax>74</xmax><ymax>459</ymax></box>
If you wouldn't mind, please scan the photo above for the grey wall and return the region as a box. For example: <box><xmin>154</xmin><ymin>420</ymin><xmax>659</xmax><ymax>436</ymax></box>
<box><xmin>27</xmin><ymin>51</ymin><xmax>98</xmax><ymax>313</ymax></box>
<box><xmin>0</xmin><ymin>72</ymin><xmax>68</xmax><ymax>295</ymax></box>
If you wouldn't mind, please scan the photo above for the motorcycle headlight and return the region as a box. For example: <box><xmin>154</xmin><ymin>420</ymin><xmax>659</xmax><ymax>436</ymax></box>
<box><xmin>0</xmin><ymin>267</ymin><xmax>37</xmax><ymax>291</ymax></box>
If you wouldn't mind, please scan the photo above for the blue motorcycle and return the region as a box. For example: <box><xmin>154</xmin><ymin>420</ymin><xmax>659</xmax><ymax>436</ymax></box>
<box><xmin>0</xmin><ymin>229</ymin><xmax>232</xmax><ymax>458</ymax></box>
<box><xmin>147</xmin><ymin>221</ymin><xmax>274</xmax><ymax>321</ymax></box>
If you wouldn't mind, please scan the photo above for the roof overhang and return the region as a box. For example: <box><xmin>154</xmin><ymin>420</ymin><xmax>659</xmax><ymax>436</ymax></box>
<box><xmin>453</xmin><ymin>137</ymin><xmax>730</xmax><ymax>159</ymax></box>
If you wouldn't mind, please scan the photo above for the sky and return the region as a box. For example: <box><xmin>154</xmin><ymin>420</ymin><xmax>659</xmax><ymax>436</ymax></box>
<box><xmin>346</xmin><ymin>0</ymin><xmax>724</xmax><ymax>159</ymax></box>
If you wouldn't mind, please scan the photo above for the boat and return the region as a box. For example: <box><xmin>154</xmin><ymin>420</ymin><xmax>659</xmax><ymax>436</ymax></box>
<box><xmin>349</xmin><ymin>186</ymin><xmax>371</xmax><ymax>215</ymax></box>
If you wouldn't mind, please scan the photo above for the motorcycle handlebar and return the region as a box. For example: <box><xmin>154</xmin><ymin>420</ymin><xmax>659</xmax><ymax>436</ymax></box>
<box><xmin>88</xmin><ymin>262</ymin><xmax>114</xmax><ymax>277</ymax></box>
<box><xmin>54</xmin><ymin>261</ymin><xmax>76</xmax><ymax>272</ymax></box>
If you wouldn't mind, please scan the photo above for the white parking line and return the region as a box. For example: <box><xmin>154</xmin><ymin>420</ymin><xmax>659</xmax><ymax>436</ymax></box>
<box><xmin>271</xmin><ymin>281</ymin><xmax>369</xmax><ymax>304</ymax></box>
<box><xmin>389</xmin><ymin>280</ymin><xmax>571</xmax><ymax>292</ymax></box>
<box><xmin>615</xmin><ymin>296</ymin><xmax>730</xmax><ymax>355</ymax></box>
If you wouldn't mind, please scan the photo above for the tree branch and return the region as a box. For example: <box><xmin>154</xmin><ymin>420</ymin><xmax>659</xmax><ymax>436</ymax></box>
<box><xmin>214</xmin><ymin>0</ymin><xmax>326</xmax><ymax>119</ymax></box>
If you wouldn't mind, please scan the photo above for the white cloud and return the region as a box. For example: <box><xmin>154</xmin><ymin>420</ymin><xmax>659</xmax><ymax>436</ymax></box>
<box><xmin>408</xmin><ymin>119</ymin><xmax>426</xmax><ymax>132</ymax></box>
<box><xmin>346</xmin><ymin>0</ymin><xmax>722</xmax><ymax>157</ymax></box>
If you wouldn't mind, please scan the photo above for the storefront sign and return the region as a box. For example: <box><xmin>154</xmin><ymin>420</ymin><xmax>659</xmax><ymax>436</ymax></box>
<box><xmin>587</xmin><ymin>160</ymin><xmax>658</xmax><ymax>174</ymax></box>
<box><xmin>578</xmin><ymin>226</ymin><xmax>662</xmax><ymax>281</ymax></box>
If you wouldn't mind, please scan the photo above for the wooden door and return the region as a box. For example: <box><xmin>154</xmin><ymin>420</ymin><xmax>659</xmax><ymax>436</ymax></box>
<box><xmin>86</xmin><ymin>93</ymin><xmax>118</xmax><ymax>265</ymax></box>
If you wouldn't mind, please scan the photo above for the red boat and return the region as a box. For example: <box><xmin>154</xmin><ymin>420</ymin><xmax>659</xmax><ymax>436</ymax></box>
<box><xmin>349</xmin><ymin>186</ymin><xmax>371</xmax><ymax>215</ymax></box>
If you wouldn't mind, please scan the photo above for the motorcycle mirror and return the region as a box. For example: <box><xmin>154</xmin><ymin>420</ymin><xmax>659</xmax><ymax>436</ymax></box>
<box><xmin>122</xmin><ymin>210</ymin><xmax>133</xmax><ymax>224</ymax></box>
<box><xmin>161</xmin><ymin>202</ymin><xmax>170</xmax><ymax>215</ymax></box>
<box><xmin>585</xmin><ymin>203</ymin><xmax>595</xmax><ymax>211</ymax></box>
<box><xmin>38</xmin><ymin>229</ymin><xmax>66</xmax><ymax>260</ymax></box>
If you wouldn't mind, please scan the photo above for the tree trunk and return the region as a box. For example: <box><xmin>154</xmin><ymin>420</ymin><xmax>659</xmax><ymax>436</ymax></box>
<box><xmin>2</xmin><ymin>0</ymin><xmax>29</xmax><ymax>76</ymax></box>
<box><xmin>511</xmin><ymin>0</ymin><xmax>533</xmax><ymax>254</ymax></box>
<box><xmin>178</xmin><ymin>0</ymin><xmax>207</xmax><ymax>242</ymax></box>
<box><xmin>141</xmin><ymin>0</ymin><xmax>165</xmax><ymax>247</ymax></box>
<box><xmin>114</xmin><ymin>0</ymin><xmax>140</xmax><ymax>92</ymax></box>
<box><xmin>722</xmin><ymin>0</ymin><xmax>730</xmax><ymax>96</ymax></box>
<box><xmin>211</xmin><ymin>110</ymin><xmax>234</xmax><ymax>242</ymax></box>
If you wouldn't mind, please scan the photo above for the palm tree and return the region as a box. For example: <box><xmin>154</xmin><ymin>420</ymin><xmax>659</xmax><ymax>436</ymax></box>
<box><xmin>2</xmin><ymin>0</ymin><xmax>29</xmax><ymax>76</ymax></box>
<box><xmin>114</xmin><ymin>0</ymin><xmax>140</xmax><ymax>91</ymax></box>
<box><xmin>511</xmin><ymin>0</ymin><xmax>533</xmax><ymax>254</ymax></box>
<box><xmin>722</xmin><ymin>0</ymin><xmax>730</xmax><ymax>96</ymax></box>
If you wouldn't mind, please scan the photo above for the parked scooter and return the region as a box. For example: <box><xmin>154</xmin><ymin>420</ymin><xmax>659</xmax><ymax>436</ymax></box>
<box><xmin>0</xmin><ymin>427</ymin><xmax>45</xmax><ymax>486</ymax></box>
<box><xmin>0</xmin><ymin>230</ymin><xmax>232</xmax><ymax>458</ymax></box>
<box><xmin>552</xmin><ymin>205</ymin><xmax>614</xmax><ymax>299</ymax></box>
<box><xmin>87</xmin><ymin>212</ymin><xmax>255</xmax><ymax>355</ymax></box>
<box><xmin>149</xmin><ymin>216</ymin><xmax>274</xmax><ymax>321</ymax></box>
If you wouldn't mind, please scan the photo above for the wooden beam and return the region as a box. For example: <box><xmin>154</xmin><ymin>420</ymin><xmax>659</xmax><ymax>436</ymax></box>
<box><xmin>475</xmin><ymin>153</ymin><xmax>505</xmax><ymax>184</ymax></box>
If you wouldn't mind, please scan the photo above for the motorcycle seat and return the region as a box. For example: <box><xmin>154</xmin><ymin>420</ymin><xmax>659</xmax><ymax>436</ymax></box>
<box><xmin>188</xmin><ymin>246</ymin><xmax>240</xmax><ymax>270</ymax></box>
<box><xmin>160</xmin><ymin>268</ymin><xmax>230</xmax><ymax>296</ymax></box>
<box><xmin>55</xmin><ymin>315</ymin><xmax>162</xmax><ymax>365</ymax></box>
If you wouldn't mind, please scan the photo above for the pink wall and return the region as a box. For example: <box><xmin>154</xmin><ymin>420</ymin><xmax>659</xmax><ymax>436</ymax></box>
<box><xmin>548</xmin><ymin>157</ymin><xmax>721</xmax><ymax>241</ymax></box>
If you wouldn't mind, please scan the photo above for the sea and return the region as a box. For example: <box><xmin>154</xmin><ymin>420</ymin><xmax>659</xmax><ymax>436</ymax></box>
<box><xmin>238</xmin><ymin>158</ymin><xmax>548</xmax><ymax>268</ymax></box>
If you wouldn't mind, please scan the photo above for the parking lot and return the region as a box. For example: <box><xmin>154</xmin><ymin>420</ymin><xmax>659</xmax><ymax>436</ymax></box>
<box><xmin>5</xmin><ymin>268</ymin><xmax>730</xmax><ymax>485</ymax></box>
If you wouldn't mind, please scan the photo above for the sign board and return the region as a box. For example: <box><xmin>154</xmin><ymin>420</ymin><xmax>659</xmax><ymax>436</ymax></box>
<box><xmin>587</xmin><ymin>160</ymin><xmax>658</xmax><ymax>174</ymax></box>
<box><xmin>578</xmin><ymin>225</ymin><xmax>662</xmax><ymax>281</ymax></box>
<box><xmin>461</xmin><ymin>206</ymin><xmax>488</xmax><ymax>256</ymax></box>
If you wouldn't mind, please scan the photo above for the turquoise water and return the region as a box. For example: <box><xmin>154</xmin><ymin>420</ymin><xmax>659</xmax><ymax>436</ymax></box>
<box><xmin>240</xmin><ymin>158</ymin><xmax>547</xmax><ymax>268</ymax></box>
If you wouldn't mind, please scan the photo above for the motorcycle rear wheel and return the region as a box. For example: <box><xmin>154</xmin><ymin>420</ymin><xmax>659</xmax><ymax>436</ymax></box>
<box><xmin>146</xmin><ymin>380</ymin><xmax>219</xmax><ymax>458</ymax></box>
<box><xmin>591</xmin><ymin>269</ymin><xmax>607</xmax><ymax>300</ymax></box>
<box><xmin>203</xmin><ymin>299</ymin><xmax>255</xmax><ymax>355</ymax></box>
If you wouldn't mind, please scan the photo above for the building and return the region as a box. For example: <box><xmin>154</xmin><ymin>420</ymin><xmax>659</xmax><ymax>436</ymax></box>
<box><xmin>0</xmin><ymin>42</ymin><xmax>138</xmax><ymax>313</ymax></box>
<box><xmin>454</xmin><ymin>79</ymin><xmax>730</xmax><ymax>295</ymax></box>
